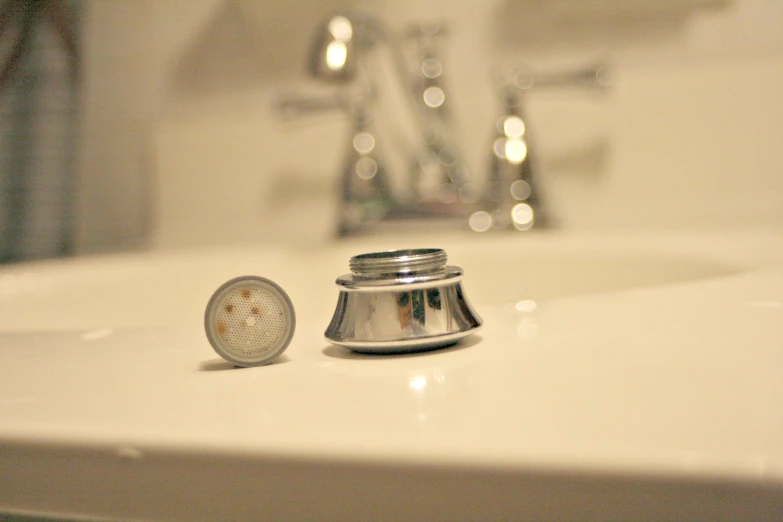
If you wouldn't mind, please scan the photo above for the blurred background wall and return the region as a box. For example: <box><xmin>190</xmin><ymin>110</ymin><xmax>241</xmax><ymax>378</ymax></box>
<box><xmin>60</xmin><ymin>0</ymin><xmax>783</xmax><ymax>253</ymax></box>
<box><xmin>0</xmin><ymin>0</ymin><xmax>80</xmax><ymax>261</ymax></box>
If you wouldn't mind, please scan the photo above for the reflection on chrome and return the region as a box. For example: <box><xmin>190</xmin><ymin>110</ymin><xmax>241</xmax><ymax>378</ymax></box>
<box><xmin>596</xmin><ymin>65</ymin><xmax>613</xmax><ymax>87</ymax></box>
<box><xmin>280</xmin><ymin>12</ymin><xmax>611</xmax><ymax>236</ymax></box>
<box><xmin>514</xmin><ymin>69</ymin><xmax>535</xmax><ymax>90</ymax></box>
<box><xmin>481</xmin><ymin>84</ymin><xmax>539</xmax><ymax>231</ymax></box>
<box><xmin>409</xmin><ymin>375</ymin><xmax>427</xmax><ymax>392</ymax></box>
<box><xmin>510</xmin><ymin>180</ymin><xmax>531</xmax><ymax>201</ymax></box>
<box><xmin>512</xmin><ymin>203</ymin><xmax>534</xmax><ymax>230</ymax></box>
<box><xmin>353</xmin><ymin>132</ymin><xmax>376</xmax><ymax>154</ymax></box>
<box><xmin>476</xmin><ymin>63</ymin><xmax>610</xmax><ymax>232</ymax></box>
<box><xmin>468</xmin><ymin>210</ymin><xmax>492</xmax><ymax>232</ymax></box>
<box><xmin>355</xmin><ymin>157</ymin><xmax>378</xmax><ymax>179</ymax></box>
<box><xmin>325</xmin><ymin>41</ymin><xmax>348</xmax><ymax>70</ymax></box>
<box><xmin>423</xmin><ymin>86</ymin><xmax>446</xmax><ymax>108</ymax></box>
<box><xmin>328</xmin><ymin>16</ymin><xmax>353</xmax><ymax>42</ymax></box>
<box><xmin>503</xmin><ymin>116</ymin><xmax>525</xmax><ymax>138</ymax></box>
<box><xmin>324</xmin><ymin>249</ymin><xmax>483</xmax><ymax>353</ymax></box>
<box><xmin>493</xmin><ymin>137</ymin><xmax>506</xmax><ymax>159</ymax></box>
<box><xmin>504</xmin><ymin>138</ymin><xmax>527</xmax><ymax>165</ymax></box>
<box><xmin>421</xmin><ymin>58</ymin><xmax>443</xmax><ymax>78</ymax></box>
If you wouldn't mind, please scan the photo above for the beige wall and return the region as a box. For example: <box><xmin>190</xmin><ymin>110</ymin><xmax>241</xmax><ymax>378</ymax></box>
<box><xmin>78</xmin><ymin>0</ymin><xmax>783</xmax><ymax>252</ymax></box>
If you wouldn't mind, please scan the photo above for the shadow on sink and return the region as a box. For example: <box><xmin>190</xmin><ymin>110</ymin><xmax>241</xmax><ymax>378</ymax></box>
<box><xmin>322</xmin><ymin>335</ymin><xmax>484</xmax><ymax>361</ymax></box>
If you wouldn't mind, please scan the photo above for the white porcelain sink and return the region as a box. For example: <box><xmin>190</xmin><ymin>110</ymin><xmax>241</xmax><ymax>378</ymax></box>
<box><xmin>0</xmin><ymin>233</ymin><xmax>744</xmax><ymax>332</ymax></box>
<box><xmin>1</xmin><ymin>231</ymin><xmax>782</xmax><ymax>521</ymax></box>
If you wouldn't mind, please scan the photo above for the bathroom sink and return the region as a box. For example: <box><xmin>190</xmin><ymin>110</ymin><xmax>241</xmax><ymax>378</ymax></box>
<box><xmin>0</xmin><ymin>233</ymin><xmax>744</xmax><ymax>332</ymax></box>
<box><xmin>1</xmin><ymin>231</ymin><xmax>782</xmax><ymax>521</ymax></box>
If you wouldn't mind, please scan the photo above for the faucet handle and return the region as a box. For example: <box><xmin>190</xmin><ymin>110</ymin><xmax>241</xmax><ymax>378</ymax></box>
<box><xmin>274</xmin><ymin>89</ymin><xmax>375</xmax><ymax>120</ymax></box>
<box><xmin>275</xmin><ymin>92</ymin><xmax>346</xmax><ymax>119</ymax></box>
<box><xmin>501</xmin><ymin>63</ymin><xmax>613</xmax><ymax>93</ymax></box>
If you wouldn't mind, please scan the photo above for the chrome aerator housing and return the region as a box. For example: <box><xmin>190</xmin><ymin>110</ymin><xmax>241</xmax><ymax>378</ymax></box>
<box><xmin>324</xmin><ymin>248</ymin><xmax>482</xmax><ymax>353</ymax></box>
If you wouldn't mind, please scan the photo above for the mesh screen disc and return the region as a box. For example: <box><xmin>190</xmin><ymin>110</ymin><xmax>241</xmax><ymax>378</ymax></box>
<box><xmin>204</xmin><ymin>276</ymin><xmax>295</xmax><ymax>367</ymax></box>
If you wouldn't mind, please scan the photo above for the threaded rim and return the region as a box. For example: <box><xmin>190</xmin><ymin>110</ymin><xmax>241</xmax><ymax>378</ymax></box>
<box><xmin>349</xmin><ymin>248</ymin><xmax>447</xmax><ymax>279</ymax></box>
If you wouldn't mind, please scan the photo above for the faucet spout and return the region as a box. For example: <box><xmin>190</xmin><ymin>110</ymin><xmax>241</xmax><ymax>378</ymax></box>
<box><xmin>306</xmin><ymin>13</ymin><xmax>470</xmax><ymax>223</ymax></box>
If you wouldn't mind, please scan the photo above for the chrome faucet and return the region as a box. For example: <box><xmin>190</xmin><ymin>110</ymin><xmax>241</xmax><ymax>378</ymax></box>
<box><xmin>472</xmin><ymin>63</ymin><xmax>612</xmax><ymax>232</ymax></box>
<box><xmin>276</xmin><ymin>14</ymin><xmax>610</xmax><ymax>236</ymax></box>
<box><xmin>277</xmin><ymin>13</ymin><xmax>472</xmax><ymax>235</ymax></box>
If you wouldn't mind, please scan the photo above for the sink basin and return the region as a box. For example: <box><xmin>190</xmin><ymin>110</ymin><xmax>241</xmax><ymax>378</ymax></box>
<box><xmin>1</xmin><ymin>231</ymin><xmax>782</xmax><ymax>521</ymax></box>
<box><xmin>0</xmin><ymin>233</ymin><xmax>743</xmax><ymax>332</ymax></box>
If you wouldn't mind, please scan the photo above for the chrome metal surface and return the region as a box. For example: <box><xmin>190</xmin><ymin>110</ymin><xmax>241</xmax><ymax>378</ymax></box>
<box><xmin>349</xmin><ymin>248</ymin><xmax>447</xmax><ymax>280</ymax></box>
<box><xmin>475</xmin><ymin>63</ymin><xmax>612</xmax><ymax>232</ymax></box>
<box><xmin>277</xmin><ymin>14</ymin><xmax>611</xmax><ymax>236</ymax></box>
<box><xmin>512</xmin><ymin>63</ymin><xmax>613</xmax><ymax>91</ymax></box>
<box><xmin>275</xmin><ymin>13</ymin><xmax>470</xmax><ymax>236</ymax></box>
<box><xmin>325</xmin><ymin>248</ymin><xmax>482</xmax><ymax>353</ymax></box>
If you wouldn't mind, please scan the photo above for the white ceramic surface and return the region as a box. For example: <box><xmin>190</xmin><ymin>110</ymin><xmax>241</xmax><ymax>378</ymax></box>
<box><xmin>0</xmin><ymin>231</ymin><xmax>782</xmax><ymax>520</ymax></box>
